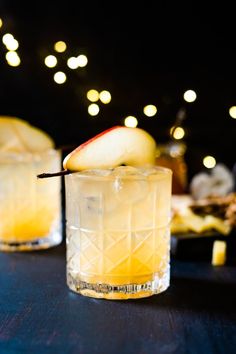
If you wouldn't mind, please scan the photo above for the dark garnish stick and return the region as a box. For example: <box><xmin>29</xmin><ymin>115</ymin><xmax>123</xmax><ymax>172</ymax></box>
<box><xmin>37</xmin><ymin>170</ymin><xmax>72</xmax><ymax>178</ymax></box>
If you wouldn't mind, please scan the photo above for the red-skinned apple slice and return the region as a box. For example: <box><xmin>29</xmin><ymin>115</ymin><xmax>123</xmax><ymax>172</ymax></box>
<box><xmin>63</xmin><ymin>126</ymin><xmax>157</xmax><ymax>171</ymax></box>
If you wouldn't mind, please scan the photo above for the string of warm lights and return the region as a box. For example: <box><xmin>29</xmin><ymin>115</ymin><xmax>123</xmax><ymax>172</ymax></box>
<box><xmin>43</xmin><ymin>40</ymin><xmax>113</xmax><ymax>117</ymax></box>
<box><xmin>43</xmin><ymin>39</ymin><xmax>88</xmax><ymax>87</ymax></box>
<box><xmin>2</xmin><ymin>32</ymin><xmax>21</xmax><ymax>66</ymax></box>
<box><xmin>0</xmin><ymin>16</ymin><xmax>235</xmax><ymax>170</ymax></box>
<box><xmin>86</xmin><ymin>89</ymin><xmax>112</xmax><ymax>116</ymax></box>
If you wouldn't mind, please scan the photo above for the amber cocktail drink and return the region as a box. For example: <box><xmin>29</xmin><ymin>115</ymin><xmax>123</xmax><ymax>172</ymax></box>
<box><xmin>0</xmin><ymin>150</ymin><xmax>62</xmax><ymax>251</ymax></box>
<box><xmin>0</xmin><ymin>116</ymin><xmax>62</xmax><ymax>251</ymax></box>
<box><xmin>66</xmin><ymin>166</ymin><xmax>172</xmax><ymax>299</ymax></box>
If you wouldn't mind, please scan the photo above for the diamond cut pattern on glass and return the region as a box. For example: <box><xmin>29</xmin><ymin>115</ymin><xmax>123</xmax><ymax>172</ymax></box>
<box><xmin>67</xmin><ymin>227</ymin><xmax>169</xmax><ymax>277</ymax></box>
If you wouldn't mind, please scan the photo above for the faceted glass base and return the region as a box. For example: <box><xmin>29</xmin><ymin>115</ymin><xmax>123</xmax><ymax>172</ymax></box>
<box><xmin>0</xmin><ymin>230</ymin><xmax>62</xmax><ymax>252</ymax></box>
<box><xmin>67</xmin><ymin>270</ymin><xmax>170</xmax><ymax>300</ymax></box>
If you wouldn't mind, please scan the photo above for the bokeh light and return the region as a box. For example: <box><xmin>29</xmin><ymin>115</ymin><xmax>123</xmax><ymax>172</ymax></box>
<box><xmin>203</xmin><ymin>155</ymin><xmax>216</xmax><ymax>169</ymax></box>
<box><xmin>53</xmin><ymin>71</ymin><xmax>67</xmax><ymax>84</ymax></box>
<box><xmin>67</xmin><ymin>57</ymin><xmax>80</xmax><ymax>69</ymax></box>
<box><xmin>143</xmin><ymin>104</ymin><xmax>157</xmax><ymax>117</ymax></box>
<box><xmin>229</xmin><ymin>106</ymin><xmax>236</xmax><ymax>119</ymax></box>
<box><xmin>170</xmin><ymin>126</ymin><xmax>185</xmax><ymax>140</ymax></box>
<box><xmin>99</xmin><ymin>90</ymin><xmax>111</xmax><ymax>104</ymax></box>
<box><xmin>124</xmin><ymin>116</ymin><xmax>138</xmax><ymax>128</ymax></box>
<box><xmin>183</xmin><ymin>89</ymin><xmax>197</xmax><ymax>103</ymax></box>
<box><xmin>5</xmin><ymin>51</ymin><xmax>21</xmax><ymax>67</ymax></box>
<box><xmin>5</xmin><ymin>38</ymin><xmax>19</xmax><ymax>51</ymax></box>
<box><xmin>87</xmin><ymin>89</ymin><xmax>99</xmax><ymax>102</ymax></box>
<box><xmin>0</xmin><ymin>18</ymin><xmax>2</xmax><ymax>28</ymax></box>
<box><xmin>77</xmin><ymin>54</ymin><xmax>88</xmax><ymax>67</ymax></box>
<box><xmin>2</xmin><ymin>33</ymin><xmax>14</xmax><ymax>46</ymax></box>
<box><xmin>54</xmin><ymin>41</ymin><xmax>67</xmax><ymax>53</ymax></box>
<box><xmin>88</xmin><ymin>103</ymin><xmax>100</xmax><ymax>116</ymax></box>
<box><xmin>44</xmin><ymin>55</ymin><xmax>57</xmax><ymax>68</ymax></box>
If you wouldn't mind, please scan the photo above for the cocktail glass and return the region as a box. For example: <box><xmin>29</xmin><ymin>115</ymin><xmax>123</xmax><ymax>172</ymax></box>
<box><xmin>0</xmin><ymin>149</ymin><xmax>62</xmax><ymax>251</ymax></box>
<box><xmin>66</xmin><ymin>166</ymin><xmax>172</xmax><ymax>300</ymax></box>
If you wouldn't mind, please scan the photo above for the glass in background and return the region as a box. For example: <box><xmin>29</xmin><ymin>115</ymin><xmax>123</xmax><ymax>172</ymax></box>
<box><xmin>0</xmin><ymin>149</ymin><xmax>62</xmax><ymax>251</ymax></box>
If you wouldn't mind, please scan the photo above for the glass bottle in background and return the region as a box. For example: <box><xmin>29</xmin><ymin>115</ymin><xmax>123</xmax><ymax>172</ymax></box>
<box><xmin>155</xmin><ymin>141</ymin><xmax>187</xmax><ymax>194</ymax></box>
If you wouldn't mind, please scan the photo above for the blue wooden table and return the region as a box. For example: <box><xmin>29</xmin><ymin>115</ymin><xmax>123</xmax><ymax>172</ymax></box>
<box><xmin>1</xmin><ymin>241</ymin><xmax>236</xmax><ymax>354</ymax></box>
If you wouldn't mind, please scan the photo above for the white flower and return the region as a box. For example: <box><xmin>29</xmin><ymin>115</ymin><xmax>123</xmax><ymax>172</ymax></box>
<box><xmin>190</xmin><ymin>164</ymin><xmax>234</xmax><ymax>200</ymax></box>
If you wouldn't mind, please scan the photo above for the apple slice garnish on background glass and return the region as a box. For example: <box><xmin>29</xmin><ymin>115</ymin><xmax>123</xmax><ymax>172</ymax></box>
<box><xmin>37</xmin><ymin>126</ymin><xmax>157</xmax><ymax>178</ymax></box>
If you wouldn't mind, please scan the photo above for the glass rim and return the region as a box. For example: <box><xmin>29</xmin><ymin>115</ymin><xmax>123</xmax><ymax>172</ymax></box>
<box><xmin>0</xmin><ymin>148</ymin><xmax>60</xmax><ymax>163</ymax></box>
<box><xmin>66</xmin><ymin>165</ymin><xmax>172</xmax><ymax>181</ymax></box>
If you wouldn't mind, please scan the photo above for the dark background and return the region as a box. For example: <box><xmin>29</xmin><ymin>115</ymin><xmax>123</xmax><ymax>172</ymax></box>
<box><xmin>0</xmin><ymin>1</ymin><xmax>235</xmax><ymax>181</ymax></box>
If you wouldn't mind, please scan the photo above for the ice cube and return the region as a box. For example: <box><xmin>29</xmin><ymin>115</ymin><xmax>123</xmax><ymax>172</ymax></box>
<box><xmin>113</xmin><ymin>177</ymin><xmax>149</xmax><ymax>204</ymax></box>
<box><xmin>79</xmin><ymin>169</ymin><xmax>113</xmax><ymax>177</ymax></box>
<box><xmin>110</xmin><ymin>166</ymin><xmax>140</xmax><ymax>176</ymax></box>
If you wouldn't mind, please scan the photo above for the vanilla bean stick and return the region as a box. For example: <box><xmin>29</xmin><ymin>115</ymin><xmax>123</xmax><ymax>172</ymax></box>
<box><xmin>37</xmin><ymin>170</ymin><xmax>72</xmax><ymax>178</ymax></box>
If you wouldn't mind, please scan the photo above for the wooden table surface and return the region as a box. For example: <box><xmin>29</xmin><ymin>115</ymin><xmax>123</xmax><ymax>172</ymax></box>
<box><xmin>0</xmin><ymin>241</ymin><xmax>236</xmax><ymax>354</ymax></box>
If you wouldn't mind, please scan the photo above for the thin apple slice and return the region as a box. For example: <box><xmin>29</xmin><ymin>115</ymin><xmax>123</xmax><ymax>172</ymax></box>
<box><xmin>63</xmin><ymin>126</ymin><xmax>157</xmax><ymax>171</ymax></box>
<box><xmin>0</xmin><ymin>116</ymin><xmax>54</xmax><ymax>152</ymax></box>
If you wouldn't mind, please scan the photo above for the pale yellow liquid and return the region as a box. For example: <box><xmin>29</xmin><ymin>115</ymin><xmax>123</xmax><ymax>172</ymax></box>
<box><xmin>0</xmin><ymin>150</ymin><xmax>61</xmax><ymax>248</ymax></box>
<box><xmin>66</xmin><ymin>166</ymin><xmax>172</xmax><ymax>299</ymax></box>
<box><xmin>67</xmin><ymin>226</ymin><xmax>169</xmax><ymax>285</ymax></box>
